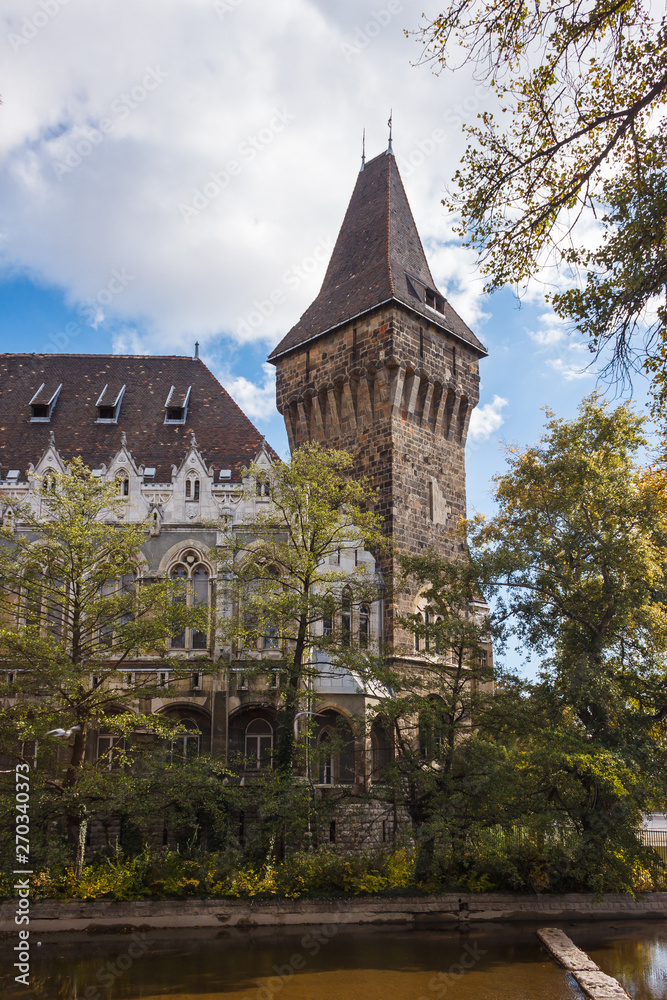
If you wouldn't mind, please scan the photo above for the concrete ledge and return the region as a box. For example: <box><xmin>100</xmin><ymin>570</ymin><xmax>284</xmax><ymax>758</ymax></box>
<box><xmin>538</xmin><ymin>927</ymin><xmax>631</xmax><ymax>1000</ymax></box>
<box><xmin>1</xmin><ymin>892</ymin><xmax>666</xmax><ymax>934</ymax></box>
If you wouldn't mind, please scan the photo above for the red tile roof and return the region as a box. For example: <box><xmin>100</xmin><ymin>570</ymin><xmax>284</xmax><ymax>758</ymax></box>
<box><xmin>0</xmin><ymin>354</ymin><xmax>277</xmax><ymax>482</ymax></box>
<box><xmin>269</xmin><ymin>152</ymin><xmax>487</xmax><ymax>361</ymax></box>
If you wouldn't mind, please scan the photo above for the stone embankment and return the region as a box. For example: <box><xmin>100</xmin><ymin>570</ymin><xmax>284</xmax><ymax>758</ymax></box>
<box><xmin>538</xmin><ymin>927</ymin><xmax>631</xmax><ymax>1000</ymax></box>
<box><xmin>0</xmin><ymin>892</ymin><xmax>665</xmax><ymax>934</ymax></box>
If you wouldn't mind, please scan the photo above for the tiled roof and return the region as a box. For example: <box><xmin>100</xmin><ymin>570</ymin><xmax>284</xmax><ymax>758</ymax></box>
<box><xmin>0</xmin><ymin>354</ymin><xmax>277</xmax><ymax>482</ymax></box>
<box><xmin>268</xmin><ymin>152</ymin><xmax>487</xmax><ymax>361</ymax></box>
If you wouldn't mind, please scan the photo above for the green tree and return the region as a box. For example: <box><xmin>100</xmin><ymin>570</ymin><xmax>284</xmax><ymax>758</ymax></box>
<box><xmin>418</xmin><ymin>1</ymin><xmax>667</xmax><ymax>382</ymax></box>
<box><xmin>0</xmin><ymin>459</ymin><xmax>209</xmax><ymax>874</ymax></box>
<box><xmin>222</xmin><ymin>444</ymin><xmax>385</xmax><ymax>781</ymax></box>
<box><xmin>467</xmin><ymin>395</ymin><xmax>667</xmax><ymax>884</ymax></box>
<box><xmin>374</xmin><ymin>552</ymin><xmax>503</xmax><ymax>882</ymax></box>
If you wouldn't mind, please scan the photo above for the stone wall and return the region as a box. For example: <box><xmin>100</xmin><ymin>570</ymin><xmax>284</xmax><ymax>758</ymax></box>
<box><xmin>273</xmin><ymin>301</ymin><xmax>482</xmax><ymax>649</ymax></box>
<box><xmin>2</xmin><ymin>893</ymin><xmax>665</xmax><ymax>934</ymax></box>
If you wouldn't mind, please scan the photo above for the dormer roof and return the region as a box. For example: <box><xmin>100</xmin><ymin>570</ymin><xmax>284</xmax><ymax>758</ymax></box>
<box><xmin>0</xmin><ymin>354</ymin><xmax>278</xmax><ymax>482</ymax></box>
<box><xmin>268</xmin><ymin>151</ymin><xmax>486</xmax><ymax>361</ymax></box>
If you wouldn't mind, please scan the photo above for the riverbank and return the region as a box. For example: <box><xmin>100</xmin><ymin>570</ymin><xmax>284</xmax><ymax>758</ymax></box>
<box><xmin>1</xmin><ymin>892</ymin><xmax>666</xmax><ymax>934</ymax></box>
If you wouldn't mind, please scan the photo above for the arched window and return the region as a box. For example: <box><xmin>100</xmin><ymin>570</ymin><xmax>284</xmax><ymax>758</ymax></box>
<box><xmin>170</xmin><ymin>718</ymin><xmax>202</xmax><ymax>761</ymax></box>
<box><xmin>42</xmin><ymin>469</ymin><xmax>57</xmax><ymax>494</ymax></box>
<box><xmin>169</xmin><ymin>550</ymin><xmax>210</xmax><ymax>650</ymax></box>
<box><xmin>116</xmin><ymin>472</ymin><xmax>130</xmax><ymax>497</ymax></box>
<box><xmin>418</xmin><ymin>697</ymin><xmax>446</xmax><ymax>761</ymax></box>
<box><xmin>185</xmin><ymin>474</ymin><xmax>200</xmax><ymax>501</ymax></box>
<box><xmin>314</xmin><ymin>711</ymin><xmax>355</xmax><ymax>786</ymax></box>
<box><xmin>245</xmin><ymin>718</ymin><xmax>273</xmax><ymax>768</ymax></box>
<box><xmin>358</xmin><ymin>604</ymin><xmax>370</xmax><ymax>648</ymax></box>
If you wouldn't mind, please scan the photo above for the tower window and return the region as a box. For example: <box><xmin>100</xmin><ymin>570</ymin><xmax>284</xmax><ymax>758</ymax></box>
<box><xmin>29</xmin><ymin>383</ymin><xmax>62</xmax><ymax>422</ymax></box>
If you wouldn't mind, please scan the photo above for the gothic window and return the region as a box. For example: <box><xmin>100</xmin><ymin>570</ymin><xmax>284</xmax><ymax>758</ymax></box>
<box><xmin>116</xmin><ymin>472</ymin><xmax>130</xmax><ymax>497</ymax></box>
<box><xmin>263</xmin><ymin>625</ymin><xmax>279</xmax><ymax>650</ymax></box>
<box><xmin>245</xmin><ymin>718</ymin><xmax>273</xmax><ymax>769</ymax></box>
<box><xmin>255</xmin><ymin>477</ymin><xmax>270</xmax><ymax>497</ymax></box>
<box><xmin>322</xmin><ymin>613</ymin><xmax>333</xmax><ymax>637</ymax></box>
<box><xmin>97</xmin><ymin>734</ymin><xmax>123</xmax><ymax>770</ymax></box>
<box><xmin>314</xmin><ymin>711</ymin><xmax>355</xmax><ymax>786</ymax></box>
<box><xmin>318</xmin><ymin>729</ymin><xmax>335</xmax><ymax>785</ymax></box>
<box><xmin>169</xmin><ymin>550</ymin><xmax>210</xmax><ymax>651</ymax></box>
<box><xmin>99</xmin><ymin>572</ymin><xmax>136</xmax><ymax>648</ymax></box>
<box><xmin>358</xmin><ymin>604</ymin><xmax>370</xmax><ymax>648</ymax></box>
<box><xmin>185</xmin><ymin>475</ymin><xmax>200</xmax><ymax>501</ymax></box>
<box><xmin>42</xmin><ymin>469</ymin><xmax>57</xmax><ymax>494</ymax></box>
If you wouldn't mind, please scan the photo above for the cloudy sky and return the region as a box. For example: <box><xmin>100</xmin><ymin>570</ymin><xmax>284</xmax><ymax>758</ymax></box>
<box><xmin>0</xmin><ymin>0</ymin><xmax>652</xmax><ymax>519</ymax></box>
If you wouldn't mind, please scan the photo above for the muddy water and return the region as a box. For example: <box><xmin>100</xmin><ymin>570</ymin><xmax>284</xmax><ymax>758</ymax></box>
<box><xmin>572</xmin><ymin>920</ymin><xmax>667</xmax><ymax>1000</ymax></box>
<box><xmin>0</xmin><ymin>923</ymin><xmax>581</xmax><ymax>1000</ymax></box>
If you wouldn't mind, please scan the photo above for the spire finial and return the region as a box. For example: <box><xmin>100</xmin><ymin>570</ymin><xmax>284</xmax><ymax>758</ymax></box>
<box><xmin>360</xmin><ymin>127</ymin><xmax>366</xmax><ymax>172</ymax></box>
<box><xmin>194</xmin><ymin>341</ymin><xmax>200</xmax><ymax>360</ymax></box>
<box><xmin>387</xmin><ymin>109</ymin><xmax>393</xmax><ymax>155</ymax></box>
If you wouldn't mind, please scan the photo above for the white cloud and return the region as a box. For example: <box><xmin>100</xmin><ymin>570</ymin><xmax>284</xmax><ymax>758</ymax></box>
<box><xmin>547</xmin><ymin>357</ymin><xmax>594</xmax><ymax>381</ymax></box>
<box><xmin>469</xmin><ymin>394</ymin><xmax>508</xmax><ymax>441</ymax></box>
<box><xmin>0</xmin><ymin>0</ymin><xmax>500</xmax><ymax>355</ymax></box>
<box><xmin>218</xmin><ymin>363</ymin><xmax>277</xmax><ymax>422</ymax></box>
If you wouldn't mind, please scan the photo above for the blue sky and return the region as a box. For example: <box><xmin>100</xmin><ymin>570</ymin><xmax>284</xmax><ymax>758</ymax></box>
<box><xmin>0</xmin><ymin>0</ymin><xmax>654</xmax><ymax>526</ymax></box>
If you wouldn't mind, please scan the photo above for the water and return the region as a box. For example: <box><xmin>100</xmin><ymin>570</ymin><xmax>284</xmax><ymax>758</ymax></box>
<box><xmin>572</xmin><ymin>920</ymin><xmax>667</xmax><ymax>1000</ymax></box>
<box><xmin>1</xmin><ymin>923</ymin><xmax>581</xmax><ymax>1000</ymax></box>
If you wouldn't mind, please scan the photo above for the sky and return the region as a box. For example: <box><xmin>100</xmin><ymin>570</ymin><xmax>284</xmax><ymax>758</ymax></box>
<box><xmin>0</xmin><ymin>0</ymin><xmax>654</xmax><ymax>528</ymax></box>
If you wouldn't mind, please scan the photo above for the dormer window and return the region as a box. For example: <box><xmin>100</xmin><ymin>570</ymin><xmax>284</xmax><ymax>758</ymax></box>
<box><xmin>29</xmin><ymin>383</ymin><xmax>61</xmax><ymax>422</ymax></box>
<box><xmin>164</xmin><ymin>386</ymin><xmax>191</xmax><ymax>424</ymax></box>
<box><xmin>143</xmin><ymin>467</ymin><xmax>156</xmax><ymax>484</ymax></box>
<box><xmin>6</xmin><ymin>470</ymin><xmax>20</xmax><ymax>484</ymax></box>
<box><xmin>95</xmin><ymin>384</ymin><xmax>125</xmax><ymax>423</ymax></box>
<box><xmin>185</xmin><ymin>475</ymin><xmax>200</xmax><ymax>501</ymax></box>
<box><xmin>406</xmin><ymin>275</ymin><xmax>445</xmax><ymax>315</ymax></box>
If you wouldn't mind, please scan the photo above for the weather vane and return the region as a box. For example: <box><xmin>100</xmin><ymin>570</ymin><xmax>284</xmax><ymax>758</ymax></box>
<box><xmin>388</xmin><ymin>110</ymin><xmax>393</xmax><ymax>154</ymax></box>
<box><xmin>361</xmin><ymin>127</ymin><xmax>366</xmax><ymax>171</ymax></box>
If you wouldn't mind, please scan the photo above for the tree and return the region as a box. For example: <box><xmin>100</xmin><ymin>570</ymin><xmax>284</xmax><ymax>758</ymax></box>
<box><xmin>373</xmin><ymin>552</ymin><xmax>503</xmax><ymax>881</ymax></box>
<box><xmin>417</xmin><ymin>1</ymin><xmax>667</xmax><ymax>382</ymax></box>
<box><xmin>221</xmin><ymin>443</ymin><xmax>385</xmax><ymax>785</ymax></box>
<box><xmin>0</xmin><ymin>459</ymin><xmax>209</xmax><ymax>874</ymax></box>
<box><xmin>466</xmin><ymin>395</ymin><xmax>667</xmax><ymax>884</ymax></box>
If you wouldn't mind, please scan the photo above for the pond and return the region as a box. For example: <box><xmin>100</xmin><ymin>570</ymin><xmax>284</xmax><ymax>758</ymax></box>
<box><xmin>1</xmin><ymin>923</ymin><xmax>582</xmax><ymax>1000</ymax></box>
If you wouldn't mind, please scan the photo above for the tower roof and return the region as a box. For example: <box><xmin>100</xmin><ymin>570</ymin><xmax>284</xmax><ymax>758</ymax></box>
<box><xmin>268</xmin><ymin>151</ymin><xmax>486</xmax><ymax>361</ymax></box>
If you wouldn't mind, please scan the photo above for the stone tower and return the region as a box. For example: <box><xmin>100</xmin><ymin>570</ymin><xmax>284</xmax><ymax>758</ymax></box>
<box><xmin>268</xmin><ymin>148</ymin><xmax>487</xmax><ymax>649</ymax></box>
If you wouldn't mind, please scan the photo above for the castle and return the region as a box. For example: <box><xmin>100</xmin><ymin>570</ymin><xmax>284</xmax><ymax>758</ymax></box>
<box><xmin>0</xmin><ymin>143</ymin><xmax>485</xmax><ymax>848</ymax></box>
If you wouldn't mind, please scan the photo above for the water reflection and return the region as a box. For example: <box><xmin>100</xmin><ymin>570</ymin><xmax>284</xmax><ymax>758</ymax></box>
<box><xmin>0</xmin><ymin>924</ymin><xmax>580</xmax><ymax>1000</ymax></box>
<box><xmin>572</xmin><ymin>920</ymin><xmax>667</xmax><ymax>1000</ymax></box>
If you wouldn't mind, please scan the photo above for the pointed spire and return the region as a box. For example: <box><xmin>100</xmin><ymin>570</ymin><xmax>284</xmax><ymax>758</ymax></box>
<box><xmin>387</xmin><ymin>110</ymin><xmax>393</xmax><ymax>155</ymax></box>
<box><xmin>268</xmin><ymin>149</ymin><xmax>486</xmax><ymax>361</ymax></box>
<box><xmin>360</xmin><ymin>128</ymin><xmax>366</xmax><ymax>172</ymax></box>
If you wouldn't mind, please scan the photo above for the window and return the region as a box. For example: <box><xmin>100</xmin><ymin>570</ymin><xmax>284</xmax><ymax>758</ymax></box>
<box><xmin>318</xmin><ymin>730</ymin><xmax>335</xmax><ymax>785</ymax></box>
<box><xmin>97</xmin><ymin>734</ymin><xmax>122</xmax><ymax>770</ymax></box>
<box><xmin>341</xmin><ymin>588</ymin><xmax>351</xmax><ymax>648</ymax></box>
<box><xmin>164</xmin><ymin>386</ymin><xmax>191</xmax><ymax>424</ymax></box>
<box><xmin>41</xmin><ymin>470</ymin><xmax>57</xmax><ymax>494</ymax></box>
<box><xmin>359</xmin><ymin>604</ymin><xmax>370</xmax><ymax>648</ymax></box>
<box><xmin>263</xmin><ymin>624</ymin><xmax>279</xmax><ymax>649</ymax></box>
<box><xmin>29</xmin><ymin>383</ymin><xmax>61</xmax><ymax>422</ymax></box>
<box><xmin>255</xmin><ymin>478</ymin><xmax>270</xmax><ymax>497</ymax></box>
<box><xmin>245</xmin><ymin>718</ymin><xmax>273</xmax><ymax>768</ymax></box>
<box><xmin>323</xmin><ymin>614</ymin><xmax>333</xmax><ymax>637</ymax></box>
<box><xmin>169</xmin><ymin>550</ymin><xmax>210</xmax><ymax>650</ymax></box>
<box><xmin>170</xmin><ymin>718</ymin><xmax>201</xmax><ymax>761</ymax></box>
<box><xmin>118</xmin><ymin>475</ymin><xmax>130</xmax><ymax>497</ymax></box>
<box><xmin>95</xmin><ymin>384</ymin><xmax>125</xmax><ymax>423</ymax></box>
<box><xmin>185</xmin><ymin>475</ymin><xmax>200</xmax><ymax>501</ymax></box>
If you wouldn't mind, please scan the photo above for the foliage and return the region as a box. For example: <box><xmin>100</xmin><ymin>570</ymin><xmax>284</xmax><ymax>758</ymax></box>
<box><xmin>417</xmin><ymin>1</ymin><xmax>667</xmax><ymax>381</ymax></box>
<box><xmin>465</xmin><ymin>395</ymin><xmax>667</xmax><ymax>880</ymax></box>
<box><xmin>1</xmin><ymin>838</ymin><xmax>662</xmax><ymax>899</ymax></box>
<box><xmin>0</xmin><ymin>459</ymin><xmax>210</xmax><ymax>872</ymax></box>
<box><xmin>219</xmin><ymin>443</ymin><xmax>385</xmax><ymax>778</ymax></box>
